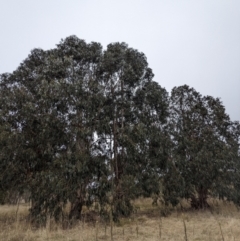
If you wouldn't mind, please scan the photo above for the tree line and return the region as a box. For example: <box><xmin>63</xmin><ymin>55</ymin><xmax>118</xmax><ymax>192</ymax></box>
<box><xmin>0</xmin><ymin>36</ymin><xmax>239</xmax><ymax>225</ymax></box>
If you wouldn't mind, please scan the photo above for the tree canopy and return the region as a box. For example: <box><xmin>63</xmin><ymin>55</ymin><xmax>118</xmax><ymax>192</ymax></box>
<box><xmin>0</xmin><ymin>36</ymin><xmax>239</xmax><ymax>225</ymax></box>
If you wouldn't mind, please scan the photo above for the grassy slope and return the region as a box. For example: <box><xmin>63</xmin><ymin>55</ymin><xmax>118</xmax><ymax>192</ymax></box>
<box><xmin>1</xmin><ymin>198</ymin><xmax>240</xmax><ymax>241</ymax></box>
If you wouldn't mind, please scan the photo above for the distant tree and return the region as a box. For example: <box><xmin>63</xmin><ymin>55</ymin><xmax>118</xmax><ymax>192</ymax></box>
<box><xmin>166</xmin><ymin>85</ymin><xmax>238</xmax><ymax>208</ymax></box>
<box><xmin>225</xmin><ymin>121</ymin><xmax>240</xmax><ymax>205</ymax></box>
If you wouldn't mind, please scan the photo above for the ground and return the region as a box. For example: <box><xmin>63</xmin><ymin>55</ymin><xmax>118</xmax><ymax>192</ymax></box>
<box><xmin>0</xmin><ymin>198</ymin><xmax>240</xmax><ymax>241</ymax></box>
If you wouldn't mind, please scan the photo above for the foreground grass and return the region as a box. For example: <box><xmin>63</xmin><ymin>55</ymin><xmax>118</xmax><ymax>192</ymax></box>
<box><xmin>1</xmin><ymin>198</ymin><xmax>240</xmax><ymax>241</ymax></box>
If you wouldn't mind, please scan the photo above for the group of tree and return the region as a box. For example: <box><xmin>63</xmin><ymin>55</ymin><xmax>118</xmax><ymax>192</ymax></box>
<box><xmin>0</xmin><ymin>36</ymin><xmax>239</xmax><ymax>225</ymax></box>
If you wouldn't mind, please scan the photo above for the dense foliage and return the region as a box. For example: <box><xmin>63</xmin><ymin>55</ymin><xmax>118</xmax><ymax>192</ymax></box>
<box><xmin>0</xmin><ymin>36</ymin><xmax>239</xmax><ymax>225</ymax></box>
<box><xmin>165</xmin><ymin>85</ymin><xmax>240</xmax><ymax>208</ymax></box>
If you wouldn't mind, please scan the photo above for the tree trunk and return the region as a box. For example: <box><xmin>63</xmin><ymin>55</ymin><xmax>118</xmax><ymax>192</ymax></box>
<box><xmin>191</xmin><ymin>188</ymin><xmax>209</xmax><ymax>209</ymax></box>
<box><xmin>69</xmin><ymin>197</ymin><xmax>83</xmax><ymax>220</ymax></box>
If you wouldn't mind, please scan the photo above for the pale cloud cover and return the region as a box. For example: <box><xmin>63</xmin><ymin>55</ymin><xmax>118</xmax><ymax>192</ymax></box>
<box><xmin>1</xmin><ymin>0</ymin><xmax>239</xmax><ymax>120</ymax></box>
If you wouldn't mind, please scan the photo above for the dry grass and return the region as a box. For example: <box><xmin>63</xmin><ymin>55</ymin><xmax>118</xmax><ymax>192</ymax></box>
<box><xmin>1</xmin><ymin>198</ymin><xmax>240</xmax><ymax>241</ymax></box>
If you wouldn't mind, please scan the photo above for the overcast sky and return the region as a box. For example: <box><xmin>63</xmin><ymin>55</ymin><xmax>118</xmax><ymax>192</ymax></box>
<box><xmin>1</xmin><ymin>0</ymin><xmax>239</xmax><ymax>121</ymax></box>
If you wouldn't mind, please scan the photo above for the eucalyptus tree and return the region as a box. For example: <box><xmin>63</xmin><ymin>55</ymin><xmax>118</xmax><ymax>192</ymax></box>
<box><xmin>0</xmin><ymin>36</ymin><xmax>170</xmax><ymax>223</ymax></box>
<box><xmin>166</xmin><ymin>85</ymin><xmax>238</xmax><ymax>208</ymax></box>
<box><xmin>133</xmin><ymin>81</ymin><xmax>170</xmax><ymax>199</ymax></box>
<box><xmin>0</xmin><ymin>48</ymin><xmax>72</xmax><ymax>221</ymax></box>
<box><xmin>54</xmin><ymin>36</ymin><xmax>109</xmax><ymax>220</ymax></box>
<box><xmin>225</xmin><ymin>120</ymin><xmax>240</xmax><ymax>205</ymax></box>
<box><xmin>0</xmin><ymin>73</ymin><xmax>26</xmax><ymax>204</ymax></box>
<box><xmin>0</xmin><ymin>37</ymin><xmax>108</xmax><ymax>223</ymax></box>
<box><xmin>98</xmin><ymin>43</ymin><xmax>169</xmax><ymax>218</ymax></box>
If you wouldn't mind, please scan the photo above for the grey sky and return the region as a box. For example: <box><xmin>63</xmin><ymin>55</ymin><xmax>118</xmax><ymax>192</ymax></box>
<box><xmin>1</xmin><ymin>0</ymin><xmax>239</xmax><ymax>121</ymax></box>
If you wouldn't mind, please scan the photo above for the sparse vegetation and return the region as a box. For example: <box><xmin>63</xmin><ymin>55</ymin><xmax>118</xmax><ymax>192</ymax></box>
<box><xmin>1</xmin><ymin>198</ymin><xmax>240</xmax><ymax>241</ymax></box>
